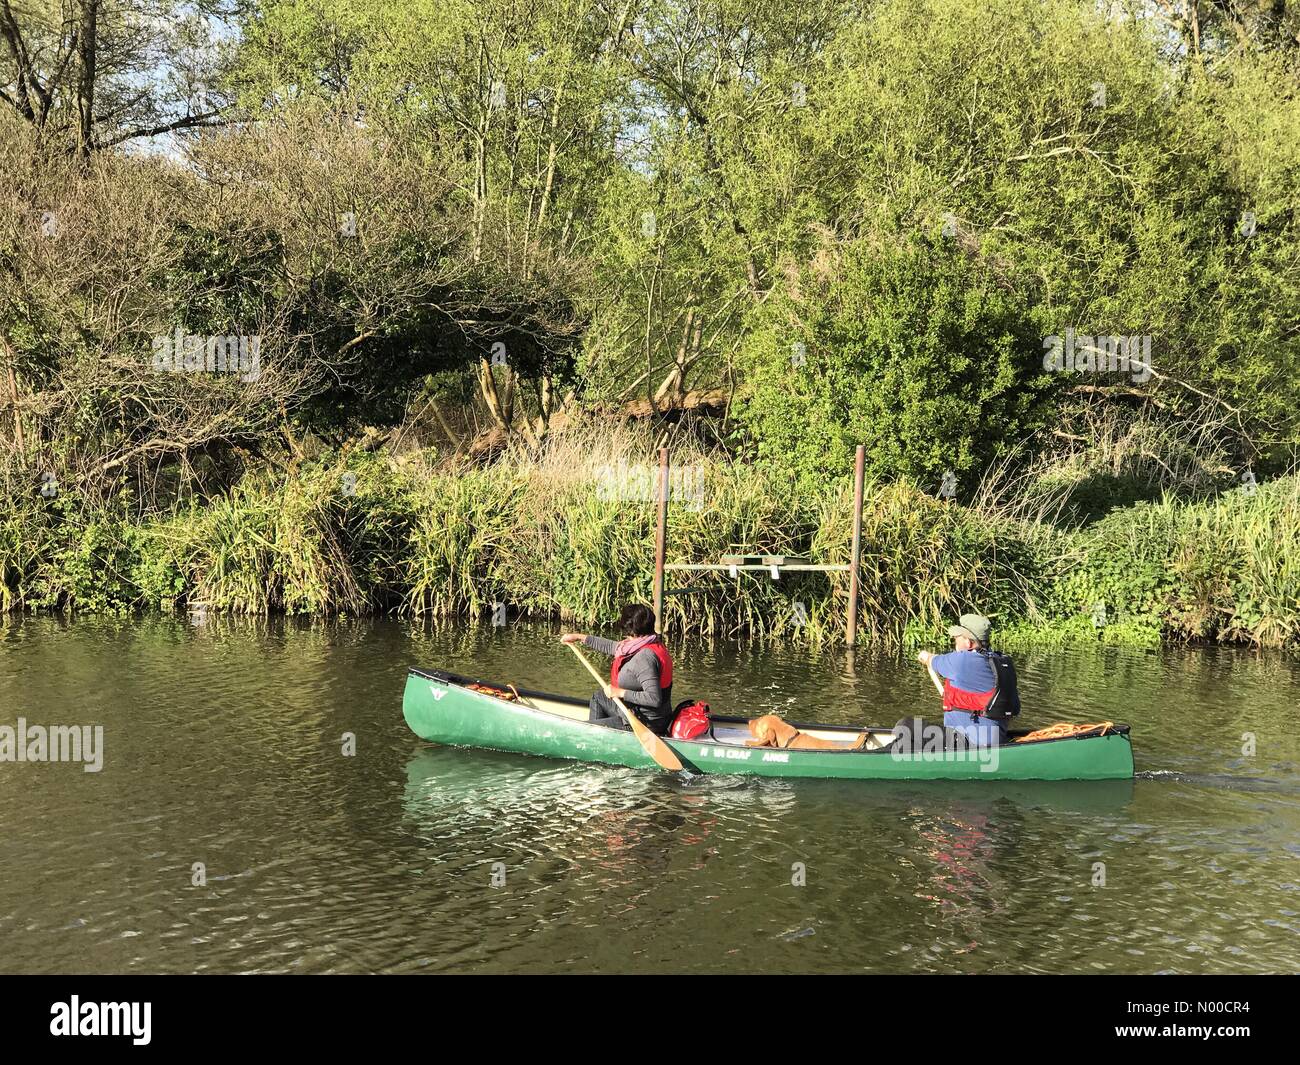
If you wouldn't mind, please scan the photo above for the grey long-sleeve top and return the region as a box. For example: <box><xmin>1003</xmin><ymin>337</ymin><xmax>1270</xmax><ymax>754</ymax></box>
<box><xmin>581</xmin><ymin>635</ymin><xmax>669</xmax><ymax>712</ymax></box>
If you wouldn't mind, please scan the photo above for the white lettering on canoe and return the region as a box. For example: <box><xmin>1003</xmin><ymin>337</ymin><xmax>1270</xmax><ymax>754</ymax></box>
<box><xmin>761</xmin><ymin>752</ymin><xmax>789</xmax><ymax>763</ymax></box>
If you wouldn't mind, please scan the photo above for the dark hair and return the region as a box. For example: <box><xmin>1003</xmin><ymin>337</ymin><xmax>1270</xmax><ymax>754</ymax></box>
<box><xmin>617</xmin><ymin>603</ymin><xmax>657</xmax><ymax>636</ymax></box>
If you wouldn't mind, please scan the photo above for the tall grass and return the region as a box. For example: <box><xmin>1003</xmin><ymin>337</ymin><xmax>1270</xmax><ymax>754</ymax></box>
<box><xmin>0</xmin><ymin>425</ymin><xmax>1296</xmax><ymax>648</ymax></box>
<box><xmin>1031</xmin><ymin>475</ymin><xmax>1300</xmax><ymax>648</ymax></box>
<box><xmin>1170</xmin><ymin>478</ymin><xmax>1300</xmax><ymax>646</ymax></box>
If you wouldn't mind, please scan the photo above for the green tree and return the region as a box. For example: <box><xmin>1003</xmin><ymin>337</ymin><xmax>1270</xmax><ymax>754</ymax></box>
<box><xmin>738</xmin><ymin>236</ymin><xmax>1058</xmax><ymax>493</ymax></box>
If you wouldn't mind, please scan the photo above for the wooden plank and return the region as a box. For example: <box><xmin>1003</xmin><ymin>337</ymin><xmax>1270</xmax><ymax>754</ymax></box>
<box><xmin>663</xmin><ymin>563</ymin><xmax>851</xmax><ymax>572</ymax></box>
<box><xmin>847</xmin><ymin>444</ymin><xmax>866</xmax><ymax>647</ymax></box>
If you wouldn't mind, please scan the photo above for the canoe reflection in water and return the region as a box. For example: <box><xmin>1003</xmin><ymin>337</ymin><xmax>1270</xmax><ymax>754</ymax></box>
<box><xmin>401</xmin><ymin>747</ymin><xmax>718</xmax><ymax>885</ymax></box>
<box><xmin>402</xmin><ymin>746</ymin><xmax>1132</xmax><ymax>877</ymax></box>
<box><xmin>400</xmin><ymin>747</ymin><xmax>1139</xmax><ymax>965</ymax></box>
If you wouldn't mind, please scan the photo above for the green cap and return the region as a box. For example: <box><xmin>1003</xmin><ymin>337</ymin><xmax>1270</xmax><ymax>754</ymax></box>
<box><xmin>948</xmin><ymin>613</ymin><xmax>992</xmax><ymax>644</ymax></box>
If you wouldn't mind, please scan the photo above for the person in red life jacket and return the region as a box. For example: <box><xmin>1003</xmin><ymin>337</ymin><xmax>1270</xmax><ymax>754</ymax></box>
<box><xmin>559</xmin><ymin>603</ymin><xmax>674</xmax><ymax>735</ymax></box>
<box><xmin>912</xmin><ymin>612</ymin><xmax>1018</xmax><ymax>748</ymax></box>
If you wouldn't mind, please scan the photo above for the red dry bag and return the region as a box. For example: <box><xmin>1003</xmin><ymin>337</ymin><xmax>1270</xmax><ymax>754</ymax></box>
<box><xmin>670</xmin><ymin>700</ymin><xmax>711</xmax><ymax>740</ymax></box>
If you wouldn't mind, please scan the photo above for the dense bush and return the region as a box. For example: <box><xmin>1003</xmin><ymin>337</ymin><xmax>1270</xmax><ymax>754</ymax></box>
<box><xmin>737</xmin><ymin>238</ymin><xmax>1061</xmax><ymax>493</ymax></box>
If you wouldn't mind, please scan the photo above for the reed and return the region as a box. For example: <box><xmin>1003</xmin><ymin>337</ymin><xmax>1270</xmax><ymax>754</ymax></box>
<box><xmin>0</xmin><ymin>430</ymin><xmax>1296</xmax><ymax>649</ymax></box>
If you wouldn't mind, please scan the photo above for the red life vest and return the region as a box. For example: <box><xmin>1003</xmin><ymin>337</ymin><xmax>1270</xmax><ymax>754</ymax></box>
<box><xmin>942</xmin><ymin>677</ymin><xmax>996</xmax><ymax>716</ymax></box>
<box><xmin>611</xmin><ymin>638</ymin><xmax>673</xmax><ymax>691</ymax></box>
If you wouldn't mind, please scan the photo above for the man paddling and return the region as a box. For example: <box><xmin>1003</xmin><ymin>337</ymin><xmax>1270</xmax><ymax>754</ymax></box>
<box><xmin>906</xmin><ymin>613</ymin><xmax>1020</xmax><ymax>749</ymax></box>
<box><xmin>559</xmin><ymin>604</ymin><xmax>675</xmax><ymax>735</ymax></box>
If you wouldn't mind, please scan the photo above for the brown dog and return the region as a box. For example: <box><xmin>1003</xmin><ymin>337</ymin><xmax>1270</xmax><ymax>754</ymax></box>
<box><xmin>746</xmin><ymin>714</ymin><xmax>866</xmax><ymax>751</ymax></box>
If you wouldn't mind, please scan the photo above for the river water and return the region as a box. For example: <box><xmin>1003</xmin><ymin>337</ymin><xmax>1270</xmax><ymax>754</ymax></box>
<box><xmin>0</xmin><ymin>615</ymin><xmax>1296</xmax><ymax>974</ymax></box>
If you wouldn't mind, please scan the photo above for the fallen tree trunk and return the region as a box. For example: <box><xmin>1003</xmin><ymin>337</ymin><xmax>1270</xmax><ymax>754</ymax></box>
<box><xmin>609</xmin><ymin>387</ymin><xmax>729</xmax><ymax>420</ymax></box>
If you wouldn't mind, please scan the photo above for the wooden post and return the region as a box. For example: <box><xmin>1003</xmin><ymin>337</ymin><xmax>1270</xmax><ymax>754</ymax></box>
<box><xmin>653</xmin><ymin>446</ymin><xmax>669</xmax><ymax>627</ymax></box>
<box><xmin>1</xmin><ymin>336</ymin><xmax>25</xmax><ymax>454</ymax></box>
<box><xmin>845</xmin><ymin>444</ymin><xmax>866</xmax><ymax>647</ymax></box>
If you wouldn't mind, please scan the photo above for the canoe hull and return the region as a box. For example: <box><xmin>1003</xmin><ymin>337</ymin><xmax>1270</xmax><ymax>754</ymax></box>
<box><xmin>402</xmin><ymin>668</ymin><xmax>1135</xmax><ymax>782</ymax></box>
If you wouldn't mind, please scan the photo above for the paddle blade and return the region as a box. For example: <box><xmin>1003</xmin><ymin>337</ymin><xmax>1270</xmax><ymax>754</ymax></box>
<box><xmin>629</xmin><ymin>716</ymin><xmax>684</xmax><ymax>772</ymax></box>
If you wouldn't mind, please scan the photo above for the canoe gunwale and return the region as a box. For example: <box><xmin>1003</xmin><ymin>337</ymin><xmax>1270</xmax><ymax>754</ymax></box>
<box><xmin>406</xmin><ymin>667</ymin><xmax>1132</xmax><ymax>754</ymax></box>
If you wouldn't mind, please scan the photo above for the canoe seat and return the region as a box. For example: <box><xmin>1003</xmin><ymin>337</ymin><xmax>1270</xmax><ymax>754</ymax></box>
<box><xmin>710</xmin><ymin>723</ymin><xmax>751</xmax><ymax>745</ymax></box>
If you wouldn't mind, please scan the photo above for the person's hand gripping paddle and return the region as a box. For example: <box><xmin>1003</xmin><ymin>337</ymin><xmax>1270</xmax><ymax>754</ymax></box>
<box><xmin>567</xmin><ymin>642</ymin><xmax>683</xmax><ymax>772</ymax></box>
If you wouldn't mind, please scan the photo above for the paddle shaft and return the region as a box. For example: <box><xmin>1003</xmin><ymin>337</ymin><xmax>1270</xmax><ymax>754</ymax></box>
<box><xmin>570</xmin><ymin>642</ymin><xmax>637</xmax><ymax>719</ymax></box>
<box><xmin>566</xmin><ymin>641</ymin><xmax>683</xmax><ymax>772</ymax></box>
<box><xmin>927</xmin><ymin>662</ymin><xmax>944</xmax><ymax>697</ymax></box>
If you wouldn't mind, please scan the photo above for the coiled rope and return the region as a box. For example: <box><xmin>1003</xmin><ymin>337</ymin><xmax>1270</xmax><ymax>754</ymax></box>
<box><xmin>1014</xmin><ymin>721</ymin><xmax>1115</xmax><ymax>743</ymax></box>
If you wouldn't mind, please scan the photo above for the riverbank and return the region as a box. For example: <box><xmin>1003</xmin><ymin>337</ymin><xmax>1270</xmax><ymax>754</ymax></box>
<box><xmin>1</xmin><ymin>431</ymin><xmax>1296</xmax><ymax>649</ymax></box>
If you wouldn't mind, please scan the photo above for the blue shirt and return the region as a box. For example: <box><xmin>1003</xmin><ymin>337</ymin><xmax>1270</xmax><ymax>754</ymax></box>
<box><xmin>930</xmin><ymin>649</ymin><xmax>1003</xmax><ymax>745</ymax></box>
<box><xmin>929</xmin><ymin>649</ymin><xmax>997</xmax><ymax>693</ymax></box>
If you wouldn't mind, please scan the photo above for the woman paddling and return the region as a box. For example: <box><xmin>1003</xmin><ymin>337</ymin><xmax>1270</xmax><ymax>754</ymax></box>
<box><xmin>559</xmin><ymin>604</ymin><xmax>674</xmax><ymax>735</ymax></box>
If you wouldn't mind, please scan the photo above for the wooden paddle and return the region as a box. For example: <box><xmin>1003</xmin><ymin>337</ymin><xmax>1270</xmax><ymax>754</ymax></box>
<box><xmin>567</xmin><ymin>642</ymin><xmax>683</xmax><ymax>772</ymax></box>
<box><xmin>917</xmin><ymin>652</ymin><xmax>945</xmax><ymax>696</ymax></box>
<box><xmin>927</xmin><ymin>663</ymin><xmax>945</xmax><ymax>696</ymax></box>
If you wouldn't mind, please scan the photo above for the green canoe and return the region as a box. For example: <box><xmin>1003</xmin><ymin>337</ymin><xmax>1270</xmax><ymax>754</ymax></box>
<box><xmin>402</xmin><ymin>668</ymin><xmax>1135</xmax><ymax>781</ymax></box>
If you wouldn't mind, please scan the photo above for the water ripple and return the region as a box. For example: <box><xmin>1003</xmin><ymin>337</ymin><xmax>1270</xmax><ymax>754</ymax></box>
<box><xmin>0</xmin><ymin>617</ymin><xmax>1296</xmax><ymax>973</ymax></box>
